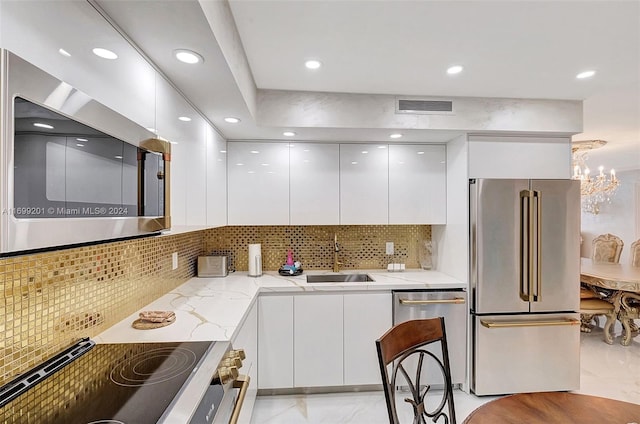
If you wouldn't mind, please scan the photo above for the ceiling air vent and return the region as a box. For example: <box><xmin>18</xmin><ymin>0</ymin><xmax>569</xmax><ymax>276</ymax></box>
<box><xmin>396</xmin><ymin>99</ymin><xmax>454</xmax><ymax>115</ymax></box>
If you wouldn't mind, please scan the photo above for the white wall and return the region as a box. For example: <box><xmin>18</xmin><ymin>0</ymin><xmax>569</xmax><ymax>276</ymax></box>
<box><xmin>432</xmin><ymin>134</ymin><xmax>468</xmax><ymax>282</ymax></box>
<box><xmin>580</xmin><ymin>169</ymin><xmax>640</xmax><ymax>264</ymax></box>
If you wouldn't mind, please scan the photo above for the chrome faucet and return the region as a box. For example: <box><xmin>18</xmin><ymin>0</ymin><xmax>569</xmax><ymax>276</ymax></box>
<box><xmin>333</xmin><ymin>233</ymin><xmax>343</xmax><ymax>273</ymax></box>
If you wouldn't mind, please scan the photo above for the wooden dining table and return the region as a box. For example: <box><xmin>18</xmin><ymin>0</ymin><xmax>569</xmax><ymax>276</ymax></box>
<box><xmin>462</xmin><ymin>392</ymin><xmax>640</xmax><ymax>423</ymax></box>
<box><xmin>580</xmin><ymin>257</ymin><xmax>640</xmax><ymax>345</ymax></box>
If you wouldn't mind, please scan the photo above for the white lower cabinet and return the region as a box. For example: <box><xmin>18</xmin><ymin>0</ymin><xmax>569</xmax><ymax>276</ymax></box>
<box><xmin>294</xmin><ymin>294</ymin><xmax>344</xmax><ymax>387</ymax></box>
<box><xmin>257</xmin><ymin>292</ymin><xmax>392</xmax><ymax>389</ymax></box>
<box><xmin>343</xmin><ymin>293</ymin><xmax>392</xmax><ymax>385</ymax></box>
<box><xmin>232</xmin><ymin>300</ymin><xmax>258</xmax><ymax>424</ymax></box>
<box><xmin>258</xmin><ymin>295</ymin><xmax>294</xmax><ymax>389</ymax></box>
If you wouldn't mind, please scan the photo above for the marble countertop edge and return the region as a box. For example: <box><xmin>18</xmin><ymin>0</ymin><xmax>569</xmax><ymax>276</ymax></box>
<box><xmin>95</xmin><ymin>269</ymin><xmax>466</xmax><ymax>344</ymax></box>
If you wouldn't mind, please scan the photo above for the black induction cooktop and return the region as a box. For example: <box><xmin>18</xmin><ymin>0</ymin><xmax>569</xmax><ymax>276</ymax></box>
<box><xmin>0</xmin><ymin>340</ymin><xmax>215</xmax><ymax>424</ymax></box>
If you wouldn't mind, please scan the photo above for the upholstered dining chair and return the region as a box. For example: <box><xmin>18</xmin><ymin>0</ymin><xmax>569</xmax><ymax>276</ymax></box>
<box><xmin>580</xmin><ymin>234</ymin><xmax>624</xmax><ymax>339</ymax></box>
<box><xmin>630</xmin><ymin>239</ymin><xmax>640</xmax><ymax>268</ymax></box>
<box><xmin>591</xmin><ymin>233</ymin><xmax>624</xmax><ymax>263</ymax></box>
<box><xmin>376</xmin><ymin>318</ymin><xmax>456</xmax><ymax>424</ymax></box>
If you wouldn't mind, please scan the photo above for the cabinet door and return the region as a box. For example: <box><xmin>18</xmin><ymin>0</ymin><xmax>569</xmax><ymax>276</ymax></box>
<box><xmin>289</xmin><ymin>143</ymin><xmax>340</xmax><ymax>225</ymax></box>
<box><xmin>228</xmin><ymin>142</ymin><xmax>290</xmax><ymax>225</ymax></box>
<box><xmin>340</xmin><ymin>144</ymin><xmax>389</xmax><ymax>224</ymax></box>
<box><xmin>258</xmin><ymin>295</ymin><xmax>293</xmax><ymax>389</ymax></box>
<box><xmin>232</xmin><ymin>301</ymin><xmax>258</xmax><ymax>424</ymax></box>
<box><xmin>468</xmin><ymin>135</ymin><xmax>572</xmax><ymax>179</ymax></box>
<box><xmin>294</xmin><ymin>294</ymin><xmax>343</xmax><ymax>387</ymax></box>
<box><xmin>206</xmin><ymin>125</ymin><xmax>227</xmax><ymax>227</ymax></box>
<box><xmin>343</xmin><ymin>293</ymin><xmax>392</xmax><ymax>385</ymax></box>
<box><xmin>389</xmin><ymin>145</ymin><xmax>446</xmax><ymax>224</ymax></box>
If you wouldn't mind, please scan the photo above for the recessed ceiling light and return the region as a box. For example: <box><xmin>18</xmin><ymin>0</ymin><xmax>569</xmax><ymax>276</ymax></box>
<box><xmin>174</xmin><ymin>49</ymin><xmax>203</xmax><ymax>64</ymax></box>
<box><xmin>76</xmin><ymin>138</ymin><xmax>88</xmax><ymax>142</ymax></box>
<box><xmin>417</xmin><ymin>151</ymin><xmax>425</xmax><ymax>155</ymax></box>
<box><xmin>283</xmin><ymin>131</ymin><xmax>296</xmax><ymax>137</ymax></box>
<box><xmin>248</xmin><ymin>171</ymin><xmax>256</xmax><ymax>174</ymax></box>
<box><xmin>33</xmin><ymin>122</ymin><xmax>54</xmax><ymax>129</ymax></box>
<box><xmin>362</xmin><ymin>151</ymin><xmax>369</xmax><ymax>154</ymax></box>
<box><xmin>178</xmin><ymin>116</ymin><xmax>191</xmax><ymax>122</ymax></box>
<box><xmin>92</xmin><ymin>48</ymin><xmax>118</xmax><ymax>60</ymax></box>
<box><xmin>351</xmin><ymin>161</ymin><xmax>358</xmax><ymax>165</ymax></box>
<box><xmin>76</xmin><ymin>143</ymin><xmax>85</xmax><ymax>147</ymax></box>
<box><xmin>114</xmin><ymin>155</ymin><xmax>123</xmax><ymax>159</ymax></box>
<box><xmin>389</xmin><ymin>133</ymin><xmax>403</xmax><ymax>139</ymax></box>
<box><xmin>58</xmin><ymin>48</ymin><xmax>71</xmax><ymax>57</ymax></box>
<box><xmin>447</xmin><ymin>65</ymin><xmax>463</xmax><ymax>75</ymax></box>
<box><xmin>261</xmin><ymin>163</ymin><xmax>269</xmax><ymax>166</ymax></box>
<box><xmin>236</xmin><ymin>163</ymin><xmax>244</xmax><ymax>166</ymax></box>
<box><xmin>288</xmin><ymin>144</ymin><xmax>296</xmax><ymax>148</ymax></box>
<box><xmin>250</xmin><ymin>150</ymin><xmax>260</xmax><ymax>154</ymax></box>
<box><xmin>224</xmin><ymin>117</ymin><xmax>240</xmax><ymax>124</ymax></box>
<box><xmin>305</xmin><ymin>60</ymin><xmax>322</xmax><ymax>69</ymax></box>
<box><xmin>377</xmin><ymin>145</ymin><xmax>387</xmax><ymax>149</ymax></box>
<box><xmin>576</xmin><ymin>70</ymin><xmax>596</xmax><ymax>79</ymax></box>
<box><xmin>219</xmin><ymin>150</ymin><xmax>227</xmax><ymax>153</ymax></box>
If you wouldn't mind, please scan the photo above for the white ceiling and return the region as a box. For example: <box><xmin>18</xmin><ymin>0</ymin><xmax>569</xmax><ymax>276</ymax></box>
<box><xmin>99</xmin><ymin>0</ymin><xmax>639</xmax><ymax>170</ymax></box>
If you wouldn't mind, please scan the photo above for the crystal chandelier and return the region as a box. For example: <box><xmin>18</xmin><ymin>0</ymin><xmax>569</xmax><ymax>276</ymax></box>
<box><xmin>572</xmin><ymin>140</ymin><xmax>620</xmax><ymax>215</ymax></box>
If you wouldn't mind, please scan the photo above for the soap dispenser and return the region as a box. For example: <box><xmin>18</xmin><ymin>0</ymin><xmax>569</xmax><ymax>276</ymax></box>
<box><xmin>286</xmin><ymin>250</ymin><xmax>294</xmax><ymax>266</ymax></box>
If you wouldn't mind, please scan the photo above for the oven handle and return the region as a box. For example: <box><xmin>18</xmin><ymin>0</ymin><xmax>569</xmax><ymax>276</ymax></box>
<box><xmin>399</xmin><ymin>298</ymin><xmax>466</xmax><ymax>305</ymax></box>
<box><xmin>229</xmin><ymin>375</ymin><xmax>250</xmax><ymax>424</ymax></box>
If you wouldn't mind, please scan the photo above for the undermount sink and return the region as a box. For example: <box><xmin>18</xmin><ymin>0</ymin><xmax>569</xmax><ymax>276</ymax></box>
<box><xmin>306</xmin><ymin>274</ymin><xmax>375</xmax><ymax>283</ymax></box>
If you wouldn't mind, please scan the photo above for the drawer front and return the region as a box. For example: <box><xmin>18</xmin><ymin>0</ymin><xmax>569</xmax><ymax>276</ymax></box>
<box><xmin>472</xmin><ymin>313</ymin><xmax>580</xmax><ymax>395</ymax></box>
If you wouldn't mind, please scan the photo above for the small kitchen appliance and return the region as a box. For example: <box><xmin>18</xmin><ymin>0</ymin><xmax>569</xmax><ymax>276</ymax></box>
<box><xmin>198</xmin><ymin>255</ymin><xmax>229</xmax><ymax>277</ymax></box>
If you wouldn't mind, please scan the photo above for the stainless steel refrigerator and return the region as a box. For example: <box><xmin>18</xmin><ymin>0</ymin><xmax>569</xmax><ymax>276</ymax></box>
<box><xmin>469</xmin><ymin>179</ymin><xmax>581</xmax><ymax>396</ymax></box>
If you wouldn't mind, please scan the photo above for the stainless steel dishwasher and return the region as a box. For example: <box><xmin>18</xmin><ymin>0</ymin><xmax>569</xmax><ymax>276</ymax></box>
<box><xmin>392</xmin><ymin>289</ymin><xmax>467</xmax><ymax>387</ymax></box>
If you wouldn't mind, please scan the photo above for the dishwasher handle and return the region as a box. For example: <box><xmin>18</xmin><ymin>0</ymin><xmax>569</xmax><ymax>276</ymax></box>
<box><xmin>398</xmin><ymin>297</ymin><xmax>466</xmax><ymax>305</ymax></box>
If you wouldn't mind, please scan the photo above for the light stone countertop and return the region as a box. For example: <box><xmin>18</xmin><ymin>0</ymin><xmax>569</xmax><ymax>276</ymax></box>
<box><xmin>95</xmin><ymin>269</ymin><xmax>466</xmax><ymax>344</ymax></box>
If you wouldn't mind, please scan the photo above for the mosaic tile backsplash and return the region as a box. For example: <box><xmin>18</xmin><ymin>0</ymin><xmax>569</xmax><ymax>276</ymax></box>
<box><xmin>0</xmin><ymin>232</ymin><xmax>204</xmax><ymax>386</ymax></box>
<box><xmin>0</xmin><ymin>224</ymin><xmax>430</xmax><ymax>393</ymax></box>
<box><xmin>204</xmin><ymin>225</ymin><xmax>431</xmax><ymax>272</ymax></box>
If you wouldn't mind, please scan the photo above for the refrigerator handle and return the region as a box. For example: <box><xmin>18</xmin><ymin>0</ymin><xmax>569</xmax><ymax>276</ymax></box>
<box><xmin>480</xmin><ymin>318</ymin><xmax>580</xmax><ymax>328</ymax></box>
<box><xmin>533</xmin><ymin>190</ymin><xmax>542</xmax><ymax>302</ymax></box>
<box><xmin>519</xmin><ymin>190</ymin><xmax>533</xmax><ymax>302</ymax></box>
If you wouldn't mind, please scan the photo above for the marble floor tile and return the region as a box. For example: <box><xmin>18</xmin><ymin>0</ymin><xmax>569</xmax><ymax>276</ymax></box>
<box><xmin>250</xmin><ymin>323</ymin><xmax>639</xmax><ymax>423</ymax></box>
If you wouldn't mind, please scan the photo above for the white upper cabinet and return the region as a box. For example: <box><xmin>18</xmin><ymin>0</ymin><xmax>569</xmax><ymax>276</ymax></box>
<box><xmin>468</xmin><ymin>135</ymin><xmax>572</xmax><ymax>179</ymax></box>
<box><xmin>340</xmin><ymin>144</ymin><xmax>389</xmax><ymax>224</ymax></box>
<box><xmin>289</xmin><ymin>143</ymin><xmax>340</xmax><ymax>225</ymax></box>
<box><xmin>228</xmin><ymin>142</ymin><xmax>290</xmax><ymax>225</ymax></box>
<box><xmin>389</xmin><ymin>145</ymin><xmax>446</xmax><ymax>224</ymax></box>
<box><xmin>206</xmin><ymin>127</ymin><xmax>227</xmax><ymax>228</ymax></box>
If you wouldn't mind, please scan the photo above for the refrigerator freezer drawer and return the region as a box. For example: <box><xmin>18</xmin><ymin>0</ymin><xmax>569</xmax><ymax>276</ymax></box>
<box><xmin>472</xmin><ymin>313</ymin><xmax>580</xmax><ymax>396</ymax></box>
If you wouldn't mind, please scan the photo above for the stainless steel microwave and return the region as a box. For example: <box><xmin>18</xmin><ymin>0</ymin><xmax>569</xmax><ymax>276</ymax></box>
<box><xmin>0</xmin><ymin>50</ymin><xmax>171</xmax><ymax>254</ymax></box>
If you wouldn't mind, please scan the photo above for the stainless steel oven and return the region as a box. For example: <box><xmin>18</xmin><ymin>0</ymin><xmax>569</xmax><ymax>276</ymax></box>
<box><xmin>0</xmin><ymin>49</ymin><xmax>171</xmax><ymax>254</ymax></box>
<box><xmin>0</xmin><ymin>339</ymin><xmax>250</xmax><ymax>424</ymax></box>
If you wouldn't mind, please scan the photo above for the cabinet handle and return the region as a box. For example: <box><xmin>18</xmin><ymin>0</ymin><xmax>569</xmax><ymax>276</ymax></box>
<box><xmin>229</xmin><ymin>374</ymin><xmax>251</xmax><ymax>424</ymax></box>
<box><xmin>399</xmin><ymin>298</ymin><xmax>466</xmax><ymax>305</ymax></box>
<box><xmin>480</xmin><ymin>319</ymin><xmax>579</xmax><ymax>329</ymax></box>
